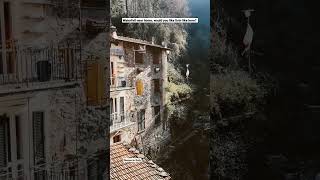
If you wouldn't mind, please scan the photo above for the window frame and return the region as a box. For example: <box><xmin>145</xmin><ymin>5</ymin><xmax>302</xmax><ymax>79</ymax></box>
<box><xmin>137</xmin><ymin>109</ymin><xmax>145</xmax><ymax>132</ymax></box>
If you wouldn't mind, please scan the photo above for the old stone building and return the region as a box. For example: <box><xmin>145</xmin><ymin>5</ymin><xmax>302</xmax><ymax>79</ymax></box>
<box><xmin>109</xmin><ymin>26</ymin><xmax>169</xmax><ymax>151</ymax></box>
<box><xmin>0</xmin><ymin>0</ymin><xmax>108</xmax><ymax>179</ymax></box>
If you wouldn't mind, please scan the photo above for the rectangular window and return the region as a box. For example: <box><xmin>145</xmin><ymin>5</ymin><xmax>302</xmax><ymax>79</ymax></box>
<box><xmin>153</xmin><ymin>79</ymin><xmax>160</xmax><ymax>93</ymax></box>
<box><xmin>110</xmin><ymin>98</ymin><xmax>114</xmax><ymax>126</ymax></box>
<box><xmin>135</xmin><ymin>52</ymin><xmax>143</xmax><ymax>64</ymax></box>
<box><xmin>15</xmin><ymin>116</ymin><xmax>23</xmax><ymax>160</ymax></box>
<box><xmin>137</xmin><ymin>109</ymin><xmax>145</xmax><ymax>132</ymax></box>
<box><xmin>152</xmin><ymin>48</ymin><xmax>161</xmax><ymax>64</ymax></box>
<box><xmin>114</xmin><ymin>98</ymin><xmax>117</xmax><ymax>113</ymax></box>
<box><xmin>154</xmin><ymin>106</ymin><xmax>161</xmax><ymax>125</ymax></box>
<box><xmin>32</xmin><ymin>112</ymin><xmax>45</xmax><ymax>165</ymax></box>
<box><xmin>6</xmin><ymin>51</ymin><xmax>14</xmax><ymax>74</ymax></box>
<box><xmin>120</xmin><ymin>97</ymin><xmax>124</xmax><ymax>122</ymax></box>
<box><xmin>112</xmin><ymin>98</ymin><xmax>118</xmax><ymax>123</ymax></box>
<box><xmin>110</xmin><ymin>62</ymin><xmax>115</xmax><ymax>86</ymax></box>
<box><xmin>113</xmin><ymin>135</ymin><xmax>121</xmax><ymax>143</ymax></box>
<box><xmin>134</xmin><ymin>45</ymin><xmax>143</xmax><ymax>64</ymax></box>
<box><xmin>0</xmin><ymin>114</ymin><xmax>10</xmax><ymax>168</ymax></box>
<box><xmin>4</xmin><ymin>2</ymin><xmax>12</xmax><ymax>41</ymax></box>
<box><xmin>110</xmin><ymin>98</ymin><xmax>113</xmax><ymax>113</ymax></box>
<box><xmin>110</xmin><ymin>62</ymin><xmax>114</xmax><ymax>75</ymax></box>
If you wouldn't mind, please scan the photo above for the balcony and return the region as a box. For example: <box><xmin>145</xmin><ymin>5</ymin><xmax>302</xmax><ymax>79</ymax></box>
<box><xmin>110</xmin><ymin>112</ymin><xmax>135</xmax><ymax>133</ymax></box>
<box><xmin>110</xmin><ymin>76</ymin><xmax>134</xmax><ymax>91</ymax></box>
<box><xmin>0</xmin><ymin>45</ymin><xmax>82</xmax><ymax>93</ymax></box>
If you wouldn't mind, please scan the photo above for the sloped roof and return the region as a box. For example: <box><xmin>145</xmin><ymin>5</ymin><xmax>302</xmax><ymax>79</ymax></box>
<box><xmin>110</xmin><ymin>143</ymin><xmax>171</xmax><ymax>180</ymax></box>
<box><xmin>113</xmin><ymin>36</ymin><xmax>171</xmax><ymax>50</ymax></box>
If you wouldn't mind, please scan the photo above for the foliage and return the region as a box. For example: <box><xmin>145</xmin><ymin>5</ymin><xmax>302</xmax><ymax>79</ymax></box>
<box><xmin>210</xmin><ymin>28</ymin><xmax>239</xmax><ymax>73</ymax></box>
<box><xmin>166</xmin><ymin>62</ymin><xmax>193</xmax><ymax>117</ymax></box>
<box><xmin>212</xmin><ymin>131</ymin><xmax>248</xmax><ymax>179</ymax></box>
<box><xmin>111</xmin><ymin>0</ymin><xmax>125</xmax><ymax>16</ymax></box>
<box><xmin>211</xmin><ymin>70</ymin><xmax>266</xmax><ymax>116</ymax></box>
<box><xmin>210</xmin><ymin>15</ymin><xmax>270</xmax><ymax>179</ymax></box>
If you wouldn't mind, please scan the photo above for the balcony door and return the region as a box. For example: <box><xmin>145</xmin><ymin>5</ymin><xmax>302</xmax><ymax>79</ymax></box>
<box><xmin>0</xmin><ymin>114</ymin><xmax>25</xmax><ymax>179</ymax></box>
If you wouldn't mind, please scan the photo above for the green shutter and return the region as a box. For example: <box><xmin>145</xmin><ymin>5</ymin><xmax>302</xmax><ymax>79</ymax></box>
<box><xmin>0</xmin><ymin>118</ymin><xmax>7</xmax><ymax>168</ymax></box>
<box><xmin>33</xmin><ymin>112</ymin><xmax>45</xmax><ymax>164</ymax></box>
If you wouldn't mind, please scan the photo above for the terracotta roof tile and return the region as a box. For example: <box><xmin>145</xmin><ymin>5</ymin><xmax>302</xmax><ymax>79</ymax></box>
<box><xmin>110</xmin><ymin>143</ymin><xmax>171</xmax><ymax>180</ymax></box>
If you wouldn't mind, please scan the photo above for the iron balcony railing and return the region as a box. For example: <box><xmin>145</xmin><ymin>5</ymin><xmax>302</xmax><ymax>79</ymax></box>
<box><xmin>0</xmin><ymin>45</ymin><xmax>83</xmax><ymax>87</ymax></box>
<box><xmin>110</xmin><ymin>112</ymin><xmax>135</xmax><ymax>133</ymax></box>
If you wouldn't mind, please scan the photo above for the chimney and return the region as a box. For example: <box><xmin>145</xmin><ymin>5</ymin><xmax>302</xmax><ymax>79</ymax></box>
<box><xmin>161</xmin><ymin>41</ymin><xmax>167</xmax><ymax>48</ymax></box>
<box><xmin>151</xmin><ymin>37</ymin><xmax>155</xmax><ymax>44</ymax></box>
<box><xmin>110</xmin><ymin>26</ymin><xmax>118</xmax><ymax>38</ymax></box>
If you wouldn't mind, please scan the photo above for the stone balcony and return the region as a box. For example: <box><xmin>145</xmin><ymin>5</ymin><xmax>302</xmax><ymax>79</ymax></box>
<box><xmin>110</xmin><ymin>112</ymin><xmax>135</xmax><ymax>133</ymax></box>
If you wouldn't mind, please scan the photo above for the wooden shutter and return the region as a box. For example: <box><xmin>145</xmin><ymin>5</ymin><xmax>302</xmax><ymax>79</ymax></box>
<box><xmin>0</xmin><ymin>117</ymin><xmax>7</xmax><ymax>168</ymax></box>
<box><xmin>86</xmin><ymin>63</ymin><xmax>105</xmax><ymax>106</ymax></box>
<box><xmin>138</xmin><ymin>109</ymin><xmax>145</xmax><ymax>131</ymax></box>
<box><xmin>32</xmin><ymin>112</ymin><xmax>45</xmax><ymax>164</ymax></box>
<box><xmin>136</xmin><ymin>80</ymin><xmax>144</xmax><ymax>96</ymax></box>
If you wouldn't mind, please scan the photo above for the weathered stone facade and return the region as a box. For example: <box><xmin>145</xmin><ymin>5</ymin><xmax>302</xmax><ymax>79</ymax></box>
<box><xmin>109</xmin><ymin>30</ymin><xmax>169</xmax><ymax>154</ymax></box>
